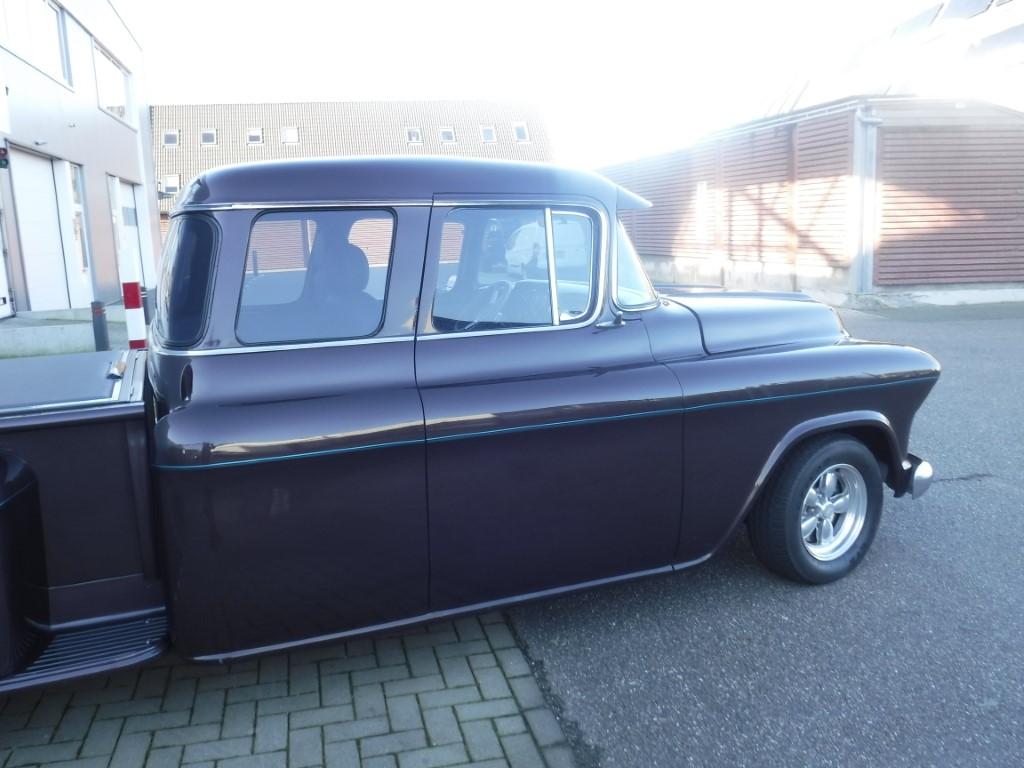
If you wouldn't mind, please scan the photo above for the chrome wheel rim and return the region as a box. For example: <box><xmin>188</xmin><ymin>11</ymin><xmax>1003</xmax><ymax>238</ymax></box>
<box><xmin>800</xmin><ymin>463</ymin><xmax>868</xmax><ymax>562</ymax></box>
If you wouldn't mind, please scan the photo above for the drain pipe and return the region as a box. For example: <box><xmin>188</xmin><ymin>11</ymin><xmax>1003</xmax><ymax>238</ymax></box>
<box><xmin>853</xmin><ymin>106</ymin><xmax>883</xmax><ymax>296</ymax></box>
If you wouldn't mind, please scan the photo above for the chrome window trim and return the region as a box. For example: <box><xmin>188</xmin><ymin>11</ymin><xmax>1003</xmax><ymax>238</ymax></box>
<box><xmin>433</xmin><ymin>198</ymin><xmax>602</xmax><ymax>208</ymax></box>
<box><xmin>551</xmin><ymin>209</ymin><xmax>599</xmax><ymax>321</ymax></box>
<box><xmin>160</xmin><ymin>199</ymin><xmax>610</xmax><ymax>355</ymax></box>
<box><xmin>149</xmin><ymin>334</ymin><xmax>416</xmax><ymax>357</ymax></box>
<box><xmin>420</xmin><ymin>200</ymin><xmax>608</xmax><ymax>341</ymax></box>
<box><xmin>174</xmin><ymin>200</ymin><xmax>431</xmax><ymax>213</ymax></box>
<box><xmin>234</xmin><ymin>207</ymin><xmax>397</xmax><ymax>347</ymax></box>
<box><xmin>611</xmin><ymin>220</ymin><xmax>660</xmax><ymax>313</ymax></box>
<box><xmin>544</xmin><ymin>208</ymin><xmax>560</xmax><ymax>325</ymax></box>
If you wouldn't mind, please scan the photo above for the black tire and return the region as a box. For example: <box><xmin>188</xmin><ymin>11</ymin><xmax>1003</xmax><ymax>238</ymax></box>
<box><xmin>748</xmin><ymin>434</ymin><xmax>883</xmax><ymax>584</ymax></box>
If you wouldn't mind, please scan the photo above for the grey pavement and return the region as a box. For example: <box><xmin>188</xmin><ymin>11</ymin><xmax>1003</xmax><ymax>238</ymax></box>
<box><xmin>0</xmin><ymin>614</ymin><xmax>574</xmax><ymax>768</ymax></box>
<box><xmin>509</xmin><ymin>302</ymin><xmax>1024</xmax><ymax>767</ymax></box>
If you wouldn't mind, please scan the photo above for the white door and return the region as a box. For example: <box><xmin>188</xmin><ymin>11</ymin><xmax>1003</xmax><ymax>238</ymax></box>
<box><xmin>0</xmin><ymin>214</ymin><xmax>13</xmax><ymax>318</ymax></box>
<box><xmin>117</xmin><ymin>180</ymin><xmax>143</xmax><ymax>282</ymax></box>
<box><xmin>10</xmin><ymin>150</ymin><xmax>69</xmax><ymax>311</ymax></box>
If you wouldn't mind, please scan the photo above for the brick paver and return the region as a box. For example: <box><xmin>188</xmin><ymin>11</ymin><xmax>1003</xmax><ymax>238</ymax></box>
<box><xmin>0</xmin><ymin>615</ymin><xmax>572</xmax><ymax>768</ymax></box>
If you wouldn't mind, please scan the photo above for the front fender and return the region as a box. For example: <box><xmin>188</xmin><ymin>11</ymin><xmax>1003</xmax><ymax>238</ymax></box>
<box><xmin>743</xmin><ymin>410</ymin><xmax>902</xmax><ymax>514</ymax></box>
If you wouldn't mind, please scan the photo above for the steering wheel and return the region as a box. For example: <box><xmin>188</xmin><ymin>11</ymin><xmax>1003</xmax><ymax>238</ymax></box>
<box><xmin>461</xmin><ymin>281</ymin><xmax>512</xmax><ymax>331</ymax></box>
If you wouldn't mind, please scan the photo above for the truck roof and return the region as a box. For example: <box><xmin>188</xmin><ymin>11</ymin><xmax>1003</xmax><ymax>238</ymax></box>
<box><xmin>174</xmin><ymin>156</ymin><xmax>651</xmax><ymax>212</ymax></box>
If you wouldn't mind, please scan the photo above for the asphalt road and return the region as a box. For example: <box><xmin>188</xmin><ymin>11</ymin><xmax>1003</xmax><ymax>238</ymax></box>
<box><xmin>509</xmin><ymin>302</ymin><xmax>1024</xmax><ymax>768</ymax></box>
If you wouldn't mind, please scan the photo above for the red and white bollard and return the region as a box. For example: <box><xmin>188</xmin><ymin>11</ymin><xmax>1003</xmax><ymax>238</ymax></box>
<box><xmin>123</xmin><ymin>281</ymin><xmax>147</xmax><ymax>350</ymax></box>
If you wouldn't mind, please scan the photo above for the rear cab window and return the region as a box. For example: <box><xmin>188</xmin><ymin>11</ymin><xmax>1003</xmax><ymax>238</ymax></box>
<box><xmin>236</xmin><ymin>209</ymin><xmax>395</xmax><ymax>344</ymax></box>
<box><xmin>154</xmin><ymin>215</ymin><xmax>218</xmax><ymax>347</ymax></box>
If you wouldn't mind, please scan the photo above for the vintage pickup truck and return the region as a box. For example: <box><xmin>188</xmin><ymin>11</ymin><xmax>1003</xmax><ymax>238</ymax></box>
<box><xmin>0</xmin><ymin>157</ymin><xmax>939</xmax><ymax>692</ymax></box>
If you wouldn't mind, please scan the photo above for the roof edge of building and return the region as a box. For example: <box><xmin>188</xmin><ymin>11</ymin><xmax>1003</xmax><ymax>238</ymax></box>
<box><xmin>600</xmin><ymin>94</ymin><xmax>1024</xmax><ymax>172</ymax></box>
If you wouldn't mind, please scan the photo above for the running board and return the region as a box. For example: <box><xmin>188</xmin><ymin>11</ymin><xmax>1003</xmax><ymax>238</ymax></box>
<box><xmin>0</xmin><ymin>614</ymin><xmax>168</xmax><ymax>693</ymax></box>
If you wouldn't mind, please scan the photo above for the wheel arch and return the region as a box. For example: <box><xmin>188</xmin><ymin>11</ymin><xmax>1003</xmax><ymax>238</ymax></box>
<box><xmin>743</xmin><ymin>411</ymin><xmax>902</xmax><ymax>521</ymax></box>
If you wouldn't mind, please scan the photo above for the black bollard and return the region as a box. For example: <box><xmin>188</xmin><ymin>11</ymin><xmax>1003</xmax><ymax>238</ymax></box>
<box><xmin>140</xmin><ymin>286</ymin><xmax>152</xmax><ymax>324</ymax></box>
<box><xmin>91</xmin><ymin>300</ymin><xmax>110</xmax><ymax>351</ymax></box>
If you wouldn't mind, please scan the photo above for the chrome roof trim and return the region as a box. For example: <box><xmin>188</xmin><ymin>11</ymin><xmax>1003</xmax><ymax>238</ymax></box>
<box><xmin>174</xmin><ymin>200</ymin><xmax>431</xmax><ymax>214</ymax></box>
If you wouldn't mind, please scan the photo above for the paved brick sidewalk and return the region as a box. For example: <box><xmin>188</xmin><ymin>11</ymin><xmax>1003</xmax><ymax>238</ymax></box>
<box><xmin>0</xmin><ymin>613</ymin><xmax>574</xmax><ymax>768</ymax></box>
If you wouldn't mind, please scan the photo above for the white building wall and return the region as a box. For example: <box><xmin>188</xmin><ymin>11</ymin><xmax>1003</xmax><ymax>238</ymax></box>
<box><xmin>0</xmin><ymin>0</ymin><xmax>159</xmax><ymax>313</ymax></box>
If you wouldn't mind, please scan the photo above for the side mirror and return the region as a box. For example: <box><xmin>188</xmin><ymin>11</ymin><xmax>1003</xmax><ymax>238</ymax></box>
<box><xmin>596</xmin><ymin>309</ymin><xmax>625</xmax><ymax>329</ymax></box>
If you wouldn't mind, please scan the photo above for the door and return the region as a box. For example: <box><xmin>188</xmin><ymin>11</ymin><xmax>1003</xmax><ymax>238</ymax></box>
<box><xmin>0</xmin><ymin>213</ymin><xmax>13</xmax><ymax>318</ymax></box>
<box><xmin>52</xmin><ymin>162</ymin><xmax>94</xmax><ymax>308</ymax></box>
<box><xmin>108</xmin><ymin>176</ymin><xmax>145</xmax><ymax>296</ymax></box>
<box><xmin>416</xmin><ymin>203</ymin><xmax>684</xmax><ymax>610</ymax></box>
<box><xmin>9</xmin><ymin>150</ymin><xmax>69</xmax><ymax>311</ymax></box>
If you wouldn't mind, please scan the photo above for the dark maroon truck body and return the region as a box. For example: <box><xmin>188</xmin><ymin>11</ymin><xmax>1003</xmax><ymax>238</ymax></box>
<box><xmin>0</xmin><ymin>158</ymin><xmax>938</xmax><ymax>691</ymax></box>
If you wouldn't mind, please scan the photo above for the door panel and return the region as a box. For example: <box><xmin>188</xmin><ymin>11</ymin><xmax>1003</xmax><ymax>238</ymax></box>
<box><xmin>418</xmin><ymin>325</ymin><xmax>684</xmax><ymax>608</ymax></box>
<box><xmin>154</xmin><ymin>343</ymin><xmax>428</xmax><ymax>658</ymax></box>
<box><xmin>10</xmin><ymin>151</ymin><xmax>68</xmax><ymax>311</ymax></box>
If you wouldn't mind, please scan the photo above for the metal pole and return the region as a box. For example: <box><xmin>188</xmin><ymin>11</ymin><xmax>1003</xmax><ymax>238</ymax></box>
<box><xmin>91</xmin><ymin>300</ymin><xmax>110</xmax><ymax>351</ymax></box>
<box><xmin>140</xmin><ymin>285</ymin><xmax>152</xmax><ymax>324</ymax></box>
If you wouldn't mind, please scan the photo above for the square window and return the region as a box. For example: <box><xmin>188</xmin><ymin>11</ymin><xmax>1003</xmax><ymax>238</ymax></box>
<box><xmin>200</xmin><ymin>129</ymin><xmax>217</xmax><ymax>145</ymax></box>
<box><xmin>406</xmin><ymin>127</ymin><xmax>423</xmax><ymax>144</ymax></box>
<box><xmin>162</xmin><ymin>174</ymin><xmax>181</xmax><ymax>194</ymax></box>
<box><xmin>430</xmin><ymin>207</ymin><xmax>598</xmax><ymax>333</ymax></box>
<box><xmin>236</xmin><ymin>210</ymin><xmax>395</xmax><ymax>344</ymax></box>
<box><xmin>513</xmin><ymin>123</ymin><xmax>530</xmax><ymax>142</ymax></box>
<box><xmin>95</xmin><ymin>45</ymin><xmax>132</xmax><ymax>124</ymax></box>
<box><xmin>480</xmin><ymin>126</ymin><xmax>497</xmax><ymax>143</ymax></box>
<box><xmin>163</xmin><ymin>130</ymin><xmax>179</xmax><ymax>147</ymax></box>
<box><xmin>247</xmin><ymin>128</ymin><xmax>263</xmax><ymax>144</ymax></box>
<box><xmin>281</xmin><ymin>126</ymin><xmax>300</xmax><ymax>144</ymax></box>
<box><xmin>439</xmin><ymin>127</ymin><xmax>457</xmax><ymax>143</ymax></box>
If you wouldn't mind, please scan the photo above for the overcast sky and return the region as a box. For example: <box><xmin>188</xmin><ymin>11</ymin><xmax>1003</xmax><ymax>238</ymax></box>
<box><xmin>130</xmin><ymin>0</ymin><xmax>929</xmax><ymax>168</ymax></box>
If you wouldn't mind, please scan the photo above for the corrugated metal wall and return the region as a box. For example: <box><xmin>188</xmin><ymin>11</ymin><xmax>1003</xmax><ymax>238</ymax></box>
<box><xmin>794</xmin><ymin>112</ymin><xmax>854</xmax><ymax>280</ymax></box>
<box><xmin>875</xmin><ymin>111</ymin><xmax>1024</xmax><ymax>285</ymax></box>
<box><xmin>604</xmin><ymin>110</ymin><xmax>854</xmax><ymax>289</ymax></box>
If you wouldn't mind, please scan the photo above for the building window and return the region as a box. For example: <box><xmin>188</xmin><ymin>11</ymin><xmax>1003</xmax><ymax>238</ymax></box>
<box><xmin>439</xmin><ymin>127</ymin><xmax>456</xmax><ymax>143</ymax></box>
<box><xmin>70</xmin><ymin>164</ymin><xmax>91</xmax><ymax>271</ymax></box>
<box><xmin>513</xmin><ymin>123</ymin><xmax>530</xmax><ymax>142</ymax></box>
<box><xmin>94</xmin><ymin>45</ymin><xmax>132</xmax><ymax>124</ymax></box>
<box><xmin>281</xmin><ymin>126</ymin><xmax>300</xmax><ymax>144</ymax></box>
<box><xmin>406</xmin><ymin>127</ymin><xmax>423</xmax><ymax>144</ymax></box>
<box><xmin>480</xmin><ymin>126</ymin><xmax>497</xmax><ymax>143</ymax></box>
<box><xmin>247</xmin><ymin>128</ymin><xmax>263</xmax><ymax>144</ymax></box>
<box><xmin>162</xmin><ymin>174</ymin><xmax>181</xmax><ymax>195</ymax></box>
<box><xmin>0</xmin><ymin>0</ymin><xmax>72</xmax><ymax>83</ymax></box>
<box><xmin>200</xmin><ymin>129</ymin><xmax>217</xmax><ymax>146</ymax></box>
<box><xmin>163</xmin><ymin>130</ymin><xmax>179</xmax><ymax>147</ymax></box>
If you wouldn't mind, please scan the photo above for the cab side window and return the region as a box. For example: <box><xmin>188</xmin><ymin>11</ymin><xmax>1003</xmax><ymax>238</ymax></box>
<box><xmin>236</xmin><ymin>210</ymin><xmax>394</xmax><ymax>344</ymax></box>
<box><xmin>431</xmin><ymin>207</ymin><xmax>598</xmax><ymax>333</ymax></box>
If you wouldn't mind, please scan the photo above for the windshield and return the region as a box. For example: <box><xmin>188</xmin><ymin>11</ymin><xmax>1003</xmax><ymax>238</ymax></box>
<box><xmin>614</xmin><ymin>222</ymin><xmax>657</xmax><ymax>309</ymax></box>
